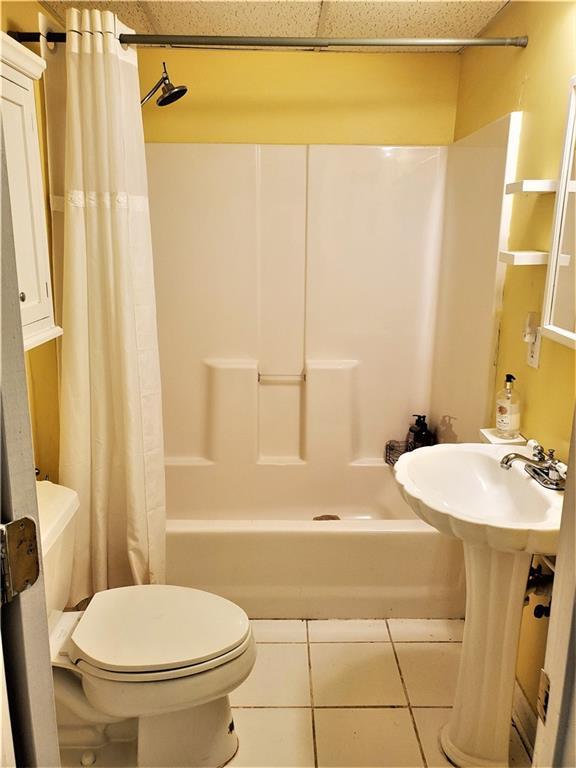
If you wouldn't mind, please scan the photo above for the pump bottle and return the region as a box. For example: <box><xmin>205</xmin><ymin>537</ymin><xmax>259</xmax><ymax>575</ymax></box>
<box><xmin>496</xmin><ymin>374</ymin><xmax>521</xmax><ymax>439</ymax></box>
<box><xmin>407</xmin><ymin>414</ymin><xmax>435</xmax><ymax>450</ymax></box>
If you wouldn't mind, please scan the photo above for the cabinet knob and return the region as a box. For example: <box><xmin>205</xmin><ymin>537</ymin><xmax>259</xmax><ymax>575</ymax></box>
<box><xmin>19</xmin><ymin>291</ymin><xmax>26</xmax><ymax>302</ymax></box>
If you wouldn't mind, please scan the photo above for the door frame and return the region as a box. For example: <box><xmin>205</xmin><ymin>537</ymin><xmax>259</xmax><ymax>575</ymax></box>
<box><xmin>1</xmin><ymin>125</ymin><xmax>60</xmax><ymax>766</ymax></box>
<box><xmin>533</xmin><ymin>414</ymin><xmax>575</xmax><ymax>767</ymax></box>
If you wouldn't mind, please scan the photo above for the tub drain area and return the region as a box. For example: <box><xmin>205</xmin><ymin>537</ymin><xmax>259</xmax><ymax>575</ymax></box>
<box><xmin>313</xmin><ymin>514</ymin><xmax>341</xmax><ymax>521</ymax></box>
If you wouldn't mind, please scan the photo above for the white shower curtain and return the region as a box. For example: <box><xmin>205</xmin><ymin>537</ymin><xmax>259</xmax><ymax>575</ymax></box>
<box><xmin>59</xmin><ymin>8</ymin><xmax>165</xmax><ymax>603</ymax></box>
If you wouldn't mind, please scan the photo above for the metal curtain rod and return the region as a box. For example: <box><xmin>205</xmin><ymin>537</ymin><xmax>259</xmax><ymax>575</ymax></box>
<box><xmin>9</xmin><ymin>31</ymin><xmax>528</xmax><ymax>48</ymax></box>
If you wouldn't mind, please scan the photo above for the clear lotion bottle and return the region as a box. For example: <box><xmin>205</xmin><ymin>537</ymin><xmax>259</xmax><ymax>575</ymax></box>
<box><xmin>496</xmin><ymin>373</ymin><xmax>521</xmax><ymax>439</ymax></box>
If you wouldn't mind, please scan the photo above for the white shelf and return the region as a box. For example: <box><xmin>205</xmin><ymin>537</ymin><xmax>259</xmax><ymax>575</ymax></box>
<box><xmin>499</xmin><ymin>251</ymin><xmax>571</xmax><ymax>266</ymax></box>
<box><xmin>479</xmin><ymin>428</ymin><xmax>527</xmax><ymax>446</ymax></box>
<box><xmin>499</xmin><ymin>250</ymin><xmax>549</xmax><ymax>265</ymax></box>
<box><xmin>505</xmin><ymin>180</ymin><xmax>557</xmax><ymax>194</ymax></box>
<box><xmin>505</xmin><ymin>180</ymin><xmax>576</xmax><ymax>194</ymax></box>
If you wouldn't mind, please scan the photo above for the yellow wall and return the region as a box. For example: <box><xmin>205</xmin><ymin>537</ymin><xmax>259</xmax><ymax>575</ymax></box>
<box><xmin>456</xmin><ymin>0</ymin><xmax>576</xmax><ymax>711</ymax></box>
<box><xmin>138</xmin><ymin>48</ymin><xmax>459</xmax><ymax>145</ymax></box>
<box><xmin>2</xmin><ymin>1</ymin><xmax>61</xmax><ymax>481</ymax></box>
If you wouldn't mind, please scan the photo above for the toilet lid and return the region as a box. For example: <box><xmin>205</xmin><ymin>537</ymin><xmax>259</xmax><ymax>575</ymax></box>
<box><xmin>70</xmin><ymin>585</ymin><xmax>251</xmax><ymax>673</ymax></box>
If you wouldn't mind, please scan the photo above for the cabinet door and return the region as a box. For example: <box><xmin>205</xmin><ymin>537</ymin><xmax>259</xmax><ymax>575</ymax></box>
<box><xmin>1</xmin><ymin>73</ymin><xmax>52</xmax><ymax>330</ymax></box>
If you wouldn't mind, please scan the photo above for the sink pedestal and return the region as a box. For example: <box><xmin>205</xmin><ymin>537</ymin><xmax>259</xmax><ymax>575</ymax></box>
<box><xmin>441</xmin><ymin>542</ymin><xmax>532</xmax><ymax>767</ymax></box>
<box><xmin>394</xmin><ymin>443</ymin><xmax>562</xmax><ymax>766</ymax></box>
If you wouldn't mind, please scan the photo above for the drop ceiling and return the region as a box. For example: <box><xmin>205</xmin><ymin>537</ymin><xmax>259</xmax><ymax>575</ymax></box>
<box><xmin>40</xmin><ymin>1</ymin><xmax>511</xmax><ymax>52</ymax></box>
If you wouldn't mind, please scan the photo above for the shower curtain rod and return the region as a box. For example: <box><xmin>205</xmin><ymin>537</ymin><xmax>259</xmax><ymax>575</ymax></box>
<box><xmin>9</xmin><ymin>31</ymin><xmax>528</xmax><ymax>49</ymax></box>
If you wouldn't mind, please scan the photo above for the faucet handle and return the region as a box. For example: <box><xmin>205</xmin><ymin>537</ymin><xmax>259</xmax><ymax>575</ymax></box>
<box><xmin>531</xmin><ymin>443</ymin><xmax>545</xmax><ymax>461</ymax></box>
<box><xmin>555</xmin><ymin>461</ymin><xmax>568</xmax><ymax>480</ymax></box>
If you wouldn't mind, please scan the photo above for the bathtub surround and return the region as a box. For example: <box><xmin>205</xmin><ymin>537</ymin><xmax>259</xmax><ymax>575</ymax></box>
<box><xmin>148</xmin><ymin>136</ymin><xmax>515</xmax><ymax>617</ymax></box>
<box><xmin>59</xmin><ymin>9</ymin><xmax>165</xmax><ymax>602</ymax></box>
<box><xmin>147</xmin><ymin>144</ymin><xmax>446</xmax><ymax>484</ymax></box>
<box><xmin>430</xmin><ymin>114</ymin><xmax>520</xmax><ymax>440</ymax></box>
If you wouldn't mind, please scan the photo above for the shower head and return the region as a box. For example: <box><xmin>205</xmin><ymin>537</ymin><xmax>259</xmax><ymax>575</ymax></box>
<box><xmin>141</xmin><ymin>62</ymin><xmax>187</xmax><ymax>107</ymax></box>
<box><xmin>156</xmin><ymin>80</ymin><xmax>188</xmax><ymax>106</ymax></box>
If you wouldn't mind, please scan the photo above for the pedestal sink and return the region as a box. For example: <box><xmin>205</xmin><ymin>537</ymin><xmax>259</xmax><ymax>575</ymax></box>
<box><xmin>394</xmin><ymin>444</ymin><xmax>563</xmax><ymax>768</ymax></box>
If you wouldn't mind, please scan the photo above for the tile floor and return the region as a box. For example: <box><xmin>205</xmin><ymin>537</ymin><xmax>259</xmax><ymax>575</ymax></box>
<box><xmin>61</xmin><ymin>619</ymin><xmax>533</xmax><ymax>768</ymax></box>
<box><xmin>229</xmin><ymin>618</ymin><xmax>532</xmax><ymax>768</ymax></box>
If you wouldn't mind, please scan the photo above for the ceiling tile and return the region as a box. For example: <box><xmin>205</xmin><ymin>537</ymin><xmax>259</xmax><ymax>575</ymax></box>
<box><xmin>317</xmin><ymin>1</ymin><xmax>508</xmax><ymax>37</ymax></box>
<box><xmin>144</xmin><ymin>1</ymin><xmax>322</xmax><ymax>37</ymax></box>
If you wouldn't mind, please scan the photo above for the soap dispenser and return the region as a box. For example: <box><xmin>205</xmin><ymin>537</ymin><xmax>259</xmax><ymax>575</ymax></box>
<box><xmin>407</xmin><ymin>414</ymin><xmax>435</xmax><ymax>450</ymax></box>
<box><xmin>496</xmin><ymin>373</ymin><xmax>521</xmax><ymax>439</ymax></box>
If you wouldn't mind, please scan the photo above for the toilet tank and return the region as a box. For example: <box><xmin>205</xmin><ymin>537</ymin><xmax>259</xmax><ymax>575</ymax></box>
<box><xmin>36</xmin><ymin>481</ymin><xmax>79</xmax><ymax>625</ymax></box>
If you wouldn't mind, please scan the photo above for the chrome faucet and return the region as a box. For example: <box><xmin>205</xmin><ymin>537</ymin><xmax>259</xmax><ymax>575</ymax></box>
<box><xmin>500</xmin><ymin>443</ymin><xmax>567</xmax><ymax>491</ymax></box>
<box><xmin>500</xmin><ymin>443</ymin><xmax>548</xmax><ymax>469</ymax></box>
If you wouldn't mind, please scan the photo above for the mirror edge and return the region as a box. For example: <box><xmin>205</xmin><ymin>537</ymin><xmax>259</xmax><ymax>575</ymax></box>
<box><xmin>542</xmin><ymin>74</ymin><xmax>576</xmax><ymax>348</ymax></box>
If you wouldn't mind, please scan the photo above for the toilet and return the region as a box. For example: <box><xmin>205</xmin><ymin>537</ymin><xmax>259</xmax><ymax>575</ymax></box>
<box><xmin>37</xmin><ymin>480</ymin><xmax>256</xmax><ymax>767</ymax></box>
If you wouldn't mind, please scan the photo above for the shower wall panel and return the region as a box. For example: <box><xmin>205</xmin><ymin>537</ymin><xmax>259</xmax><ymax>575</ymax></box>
<box><xmin>429</xmin><ymin>114</ymin><xmax>519</xmax><ymax>443</ymax></box>
<box><xmin>146</xmin><ymin>144</ymin><xmax>261</xmax><ymax>461</ymax></box>
<box><xmin>306</xmin><ymin>146</ymin><xmax>446</xmax><ymax>459</ymax></box>
<box><xmin>146</xmin><ymin>144</ymin><xmax>447</xmax><ymax>517</ymax></box>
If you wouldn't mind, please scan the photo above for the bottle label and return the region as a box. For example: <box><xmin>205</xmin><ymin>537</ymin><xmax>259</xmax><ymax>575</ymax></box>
<box><xmin>496</xmin><ymin>401</ymin><xmax>520</xmax><ymax>432</ymax></box>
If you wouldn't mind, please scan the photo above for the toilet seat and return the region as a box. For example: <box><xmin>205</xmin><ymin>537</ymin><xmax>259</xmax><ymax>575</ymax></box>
<box><xmin>75</xmin><ymin>632</ymin><xmax>254</xmax><ymax>682</ymax></box>
<box><xmin>69</xmin><ymin>585</ymin><xmax>251</xmax><ymax>678</ymax></box>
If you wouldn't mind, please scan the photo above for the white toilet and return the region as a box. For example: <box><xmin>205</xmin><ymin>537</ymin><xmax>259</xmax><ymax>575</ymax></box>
<box><xmin>37</xmin><ymin>480</ymin><xmax>256</xmax><ymax>767</ymax></box>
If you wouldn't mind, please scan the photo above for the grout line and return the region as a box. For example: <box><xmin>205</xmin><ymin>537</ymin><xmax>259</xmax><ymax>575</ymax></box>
<box><xmin>386</xmin><ymin>619</ymin><xmax>429</xmax><ymax>768</ymax></box>
<box><xmin>381</xmin><ymin>639</ymin><xmax>463</xmax><ymax>643</ymax></box>
<box><xmin>305</xmin><ymin>621</ymin><xmax>319</xmax><ymax>768</ymax></box>
<box><xmin>232</xmin><ymin>704</ymin><xmax>413</xmax><ymax>710</ymax></box>
<box><xmin>252</xmin><ymin>640</ymin><xmax>308</xmax><ymax>644</ymax></box>
<box><xmin>252</xmin><ymin>639</ymin><xmax>461</xmax><ymax>644</ymax></box>
<box><xmin>390</xmin><ymin>640</ymin><xmax>463</xmax><ymax>646</ymax></box>
<box><xmin>308</xmin><ymin>639</ymin><xmax>391</xmax><ymax>644</ymax></box>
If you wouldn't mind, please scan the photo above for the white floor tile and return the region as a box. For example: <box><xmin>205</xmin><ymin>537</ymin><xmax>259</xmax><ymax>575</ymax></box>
<box><xmin>412</xmin><ymin>707</ymin><xmax>455</xmax><ymax>768</ymax></box>
<box><xmin>315</xmin><ymin>708</ymin><xmax>424</xmax><ymax>767</ymax></box>
<box><xmin>309</xmin><ymin>619</ymin><xmax>390</xmax><ymax>643</ymax></box>
<box><xmin>231</xmin><ymin>643</ymin><xmax>311</xmax><ymax>707</ymax></box>
<box><xmin>412</xmin><ymin>708</ymin><xmax>532</xmax><ymax>768</ymax></box>
<box><xmin>230</xmin><ymin>708</ymin><xmax>315</xmax><ymax>767</ymax></box>
<box><xmin>395</xmin><ymin>642</ymin><xmax>461</xmax><ymax>706</ymax></box>
<box><xmin>310</xmin><ymin>642</ymin><xmax>405</xmax><ymax>706</ymax></box>
<box><xmin>251</xmin><ymin>619</ymin><xmax>307</xmax><ymax>643</ymax></box>
<box><xmin>388</xmin><ymin>619</ymin><xmax>464</xmax><ymax>642</ymax></box>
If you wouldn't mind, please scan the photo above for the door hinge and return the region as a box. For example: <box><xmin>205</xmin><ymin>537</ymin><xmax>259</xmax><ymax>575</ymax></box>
<box><xmin>0</xmin><ymin>518</ymin><xmax>40</xmax><ymax>606</ymax></box>
<box><xmin>537</xmin><ymin>668</ymin><xmax>551</xmax><ymax>723</ymax></box>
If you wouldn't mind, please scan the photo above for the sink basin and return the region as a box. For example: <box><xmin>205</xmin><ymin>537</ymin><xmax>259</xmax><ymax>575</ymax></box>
<box><xmin>395</xmin><ymin>443</ymin><xmax>562</xmax><ymax>554</ymax></box>
<box><xmin>394</xmin><ymin>443</ymin><xmax>564</xmax><ymax>768</ymax></box>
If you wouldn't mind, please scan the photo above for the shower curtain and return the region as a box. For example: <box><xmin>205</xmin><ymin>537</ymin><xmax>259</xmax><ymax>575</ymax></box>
<box><xmin>59</xmin><ymin>9</ymin><xmax>165</xmax><ymax>603</ymax></box>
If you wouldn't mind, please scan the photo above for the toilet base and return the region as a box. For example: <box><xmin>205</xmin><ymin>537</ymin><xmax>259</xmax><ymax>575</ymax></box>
<box><xmin>137</xmin><ymin>696</ymin><xmax>238</xmax><ymax>767</ymax></box>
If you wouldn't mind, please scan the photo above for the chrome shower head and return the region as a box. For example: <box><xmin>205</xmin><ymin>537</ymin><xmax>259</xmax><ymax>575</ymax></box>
<box><xmin>156</xmin><ymin>80</ymin><xmax>188</xmax><ymax>106</ymax></box>
<box><xmin>141</xmin><ymin>62</ymin><xmax>187</xmax><ymax>107</ymax></box>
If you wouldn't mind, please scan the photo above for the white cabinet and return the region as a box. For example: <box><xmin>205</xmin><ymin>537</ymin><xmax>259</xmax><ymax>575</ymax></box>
<box><xmin>1</xmin><ymin>32</ymin><xmax>61</xmax><ymax>350</ymax></box>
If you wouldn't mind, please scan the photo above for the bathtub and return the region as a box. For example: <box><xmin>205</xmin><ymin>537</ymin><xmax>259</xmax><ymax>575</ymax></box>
<box><xmin>166</xmin><ymin>511</ymin><xmax>465</xmax><ymax>619</ymax></box>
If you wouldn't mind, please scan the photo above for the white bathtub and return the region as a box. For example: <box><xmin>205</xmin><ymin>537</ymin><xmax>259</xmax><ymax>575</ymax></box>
<box><xmin>166</xmin><ymin>514</ymin><xmax>465</xmax><ymax>619</ymax></box>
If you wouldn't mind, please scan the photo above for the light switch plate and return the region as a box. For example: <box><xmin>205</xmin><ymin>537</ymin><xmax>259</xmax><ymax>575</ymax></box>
<box><xmin>527</xmin><ymin>326</ymin><xmax>542</xmax><ymax>368</ymax></box>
